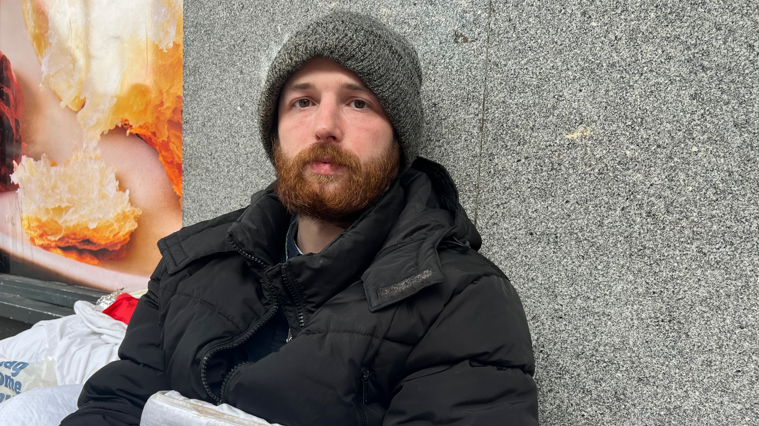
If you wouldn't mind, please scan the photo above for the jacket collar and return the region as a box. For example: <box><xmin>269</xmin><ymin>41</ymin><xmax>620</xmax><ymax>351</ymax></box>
<box><xmin>226</xmin><ymin>173</ymin><xmax>408</xmax><ymax>314</ymax></box>
<box><xmin>360</xmin><ymin>157</ymin><xmax>481</xmax><ymax>311</ymax></box>
<box><xmin>160</xmin><ymin>157</ymin><xmax>481</xmax><ymax>312</ymax></box>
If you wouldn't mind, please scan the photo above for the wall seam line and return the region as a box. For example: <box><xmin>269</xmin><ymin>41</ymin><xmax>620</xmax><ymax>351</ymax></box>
<box><xmin>473</xmin><ymin>0</ymin><xmax>493</xmax><ymax>229</ymax></box>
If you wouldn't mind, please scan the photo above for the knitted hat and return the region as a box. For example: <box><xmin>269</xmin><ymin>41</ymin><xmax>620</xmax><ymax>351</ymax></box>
<box><xmin>258</xmin><ymin>11</ymin><xmax>424</xmax><ymax>172</ymax></box>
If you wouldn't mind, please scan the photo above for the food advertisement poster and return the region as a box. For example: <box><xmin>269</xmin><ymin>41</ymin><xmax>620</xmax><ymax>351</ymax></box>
<box><xmin>0</xmin><ymin>0</ymin><xmax>183</xmax><ymax>292</ymax></box>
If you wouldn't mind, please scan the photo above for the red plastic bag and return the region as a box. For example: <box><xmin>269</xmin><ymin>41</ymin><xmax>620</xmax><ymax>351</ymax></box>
<box><xmin>102</xmin><ymin>293</ymin><xmax>139</xmax><ymax>325</ymax></box>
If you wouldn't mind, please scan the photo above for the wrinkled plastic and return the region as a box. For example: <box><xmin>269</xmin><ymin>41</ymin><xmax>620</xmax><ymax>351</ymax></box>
<box><xmin>141</xmin><ymin>390</ymin><xmax>283</xmax><ymax>426</ymax></box>
<box><xmin>0</xmin><ymin>301</ymin><xmax>125</xmax><ymax>385</ymax></box>
<box><xmin>0</xmin><ymin>357</ymin><xmax>57</xmax><ymax>403</ymax></box>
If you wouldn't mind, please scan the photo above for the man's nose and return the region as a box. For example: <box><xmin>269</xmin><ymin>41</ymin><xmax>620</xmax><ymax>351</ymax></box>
<box><xmin>314</xmin><ymin>98</ymin><xmax>342</xmax><ymax>143</ymax></box>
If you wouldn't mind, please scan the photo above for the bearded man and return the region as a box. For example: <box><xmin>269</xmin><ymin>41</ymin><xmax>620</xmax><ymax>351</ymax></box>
<box><xmin>62</xmin><ymin>11</ymin><xmax>538</xmax><ymax>426</ymax></box>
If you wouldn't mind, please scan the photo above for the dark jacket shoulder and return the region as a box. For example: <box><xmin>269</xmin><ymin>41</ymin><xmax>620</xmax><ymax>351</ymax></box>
<box><xmin>157</xmin><ymin>203</ymin><xmax>250</xmax><ymax>274</ymax></box>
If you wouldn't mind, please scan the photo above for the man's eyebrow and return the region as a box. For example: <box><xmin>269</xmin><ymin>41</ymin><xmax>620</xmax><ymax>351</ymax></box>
<box><xmin>283</xmin><ymin>81</ymin><xmax>370</xmax><ymax>94</ymax></box>
<box><xmin>341</xmin><ymin>82</ymin><xmax>370</xmax><ymax>92</ymax></box>
<box><xmin>285</xmin><ymin>82</ymin><xmax>315</xmax><ymax>93</ymax></box>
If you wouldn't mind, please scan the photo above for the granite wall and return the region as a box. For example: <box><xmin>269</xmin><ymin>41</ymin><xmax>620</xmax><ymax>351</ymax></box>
<box><xmin>184</xmin><ymin>1</ymin><xmax>758</xmax><ymax>424</ymax></box>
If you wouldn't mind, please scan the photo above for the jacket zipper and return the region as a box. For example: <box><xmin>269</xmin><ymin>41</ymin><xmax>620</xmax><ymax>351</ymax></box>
<box><xmin>199</xmin><ymin>235</ymin><xmax>275</xmax><ymax>404</ymax></box>
<box><xmin>212</xmin><ymin>235</ymin><xmax>306</xmax><ymax>401</ymax></box>
<box><xmin>219</xmin><ymin>360</ymin><xmax>253</xmax><ymax>404</ymax></box>
<box><xmin>200</xmin><ymin>303</ymin><xmax>278</xmax><ymax>404</ymax></box>
<box><xmin>229</xmin><ymin>233</ymin><xmax>305</xmax><ymax>334</ymax></box>
<box><xmin>227</xmin><ymin>234</ymin><xmax>269</xmax><ymax>270</ymax></box>
<box><xmin>355</xmin><ymin>369</ymin><xmax>371</xmax><ymax>426</ymax></box>
<box><xmin>281</xmin><ymin>263</ymin><xmax>306</xmax><ymax>330</ymax></box>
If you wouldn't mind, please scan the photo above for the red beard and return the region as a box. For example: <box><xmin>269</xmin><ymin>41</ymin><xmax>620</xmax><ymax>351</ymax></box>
<box><xmin>273</xmin><ymin>141</ymin><xmax>399</xmax><ymax>227</ymax></box>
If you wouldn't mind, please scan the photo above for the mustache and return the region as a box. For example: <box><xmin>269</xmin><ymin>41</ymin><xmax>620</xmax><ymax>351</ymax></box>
<box><xmin>293</xmin><ymin>143</ymin><xmax>361</xmax><ymax>172</ymax></box>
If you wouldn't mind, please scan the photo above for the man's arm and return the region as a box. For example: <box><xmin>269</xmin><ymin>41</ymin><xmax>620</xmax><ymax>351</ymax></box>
<box><xmin>60</xmin><ymin>259</ymin><xmax>171</xmax><ymax>426</ymax></box>
<box><xmin>384</xmin><ymin>274</ymin><xmax>538</xmax><ymax>425</ymax></box>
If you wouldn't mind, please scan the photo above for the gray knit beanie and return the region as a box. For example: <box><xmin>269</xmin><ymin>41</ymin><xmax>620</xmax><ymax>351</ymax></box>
<box><xmin>258</xmin><ymin>11</ymin><xmax>423</xmax><ymax>173</ymax></box>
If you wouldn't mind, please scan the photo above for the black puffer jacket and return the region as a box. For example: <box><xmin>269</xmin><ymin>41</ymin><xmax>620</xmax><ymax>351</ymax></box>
<box><xmin>61</xmin><ymin>158</ymin><xmax>538</xmax><ymax>426</ymax></box>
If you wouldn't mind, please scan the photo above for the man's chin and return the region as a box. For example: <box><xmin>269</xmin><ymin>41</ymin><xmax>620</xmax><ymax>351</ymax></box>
<box><xmin>311</xmin><ymin>183</ymin><xmax>347</xmax><ymax>201</ymax></box>
<box><xmin>304</xmin><ymin>172</ymin><xmax>347</xmax><ymax>186</ymax></box>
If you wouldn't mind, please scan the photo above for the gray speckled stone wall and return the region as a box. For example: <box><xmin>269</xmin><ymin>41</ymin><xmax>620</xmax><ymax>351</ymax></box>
<box><xmin>184</xmin><ymin>1</ymin><xmax>758</xmax><ymax>424</ymax></box>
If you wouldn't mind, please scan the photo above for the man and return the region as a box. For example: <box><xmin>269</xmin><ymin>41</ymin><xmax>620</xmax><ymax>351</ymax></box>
<box><xmin>62</xmin><ymin>11</ymin><xmax>538</xmax><ymax>426</ymax></box>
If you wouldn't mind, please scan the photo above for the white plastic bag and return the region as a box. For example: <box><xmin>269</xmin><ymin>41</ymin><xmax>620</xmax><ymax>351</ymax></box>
<box><xmin>0</xmin><ymin>384</ymin><xmax>82</xmax><ymax>425</ymax></box>
<box><xmin>0</xmin><ymin>357</ymin><xmax>57</xmax><ymax>402</ymax></box>
<box><xmin>140</xmin><ymin>390</ymin><xmax>283</xmax><ymax>426</ymax></box>
<box><xmin>0</xmin><ymin>301</ymin><xmax>125</xmax><ymax>385</ymax></box>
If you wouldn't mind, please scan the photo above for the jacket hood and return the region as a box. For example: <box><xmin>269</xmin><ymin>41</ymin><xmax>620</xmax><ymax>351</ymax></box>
<box><xmin>159</xmin><ymin>157</ymin><xmax>481</xmax><ymax>312</ymax></box>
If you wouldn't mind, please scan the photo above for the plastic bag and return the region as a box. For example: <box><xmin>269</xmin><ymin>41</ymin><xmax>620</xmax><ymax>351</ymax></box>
<box><xmin>0</xmin><ymin>357</ymin><xmax>57</xmax><ymax>402</ymax></box>
<box><xmin>140</xmin><ymin>390</ymin><xmax>282</xmax><ymax>426</ymax></box>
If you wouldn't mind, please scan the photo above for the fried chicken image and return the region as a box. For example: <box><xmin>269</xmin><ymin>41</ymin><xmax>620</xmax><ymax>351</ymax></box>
<box><xmin>20</xmin><ymin>0</ymin><xmax>183</xmax><ymax>196</ymax></box>
<box><xmin>6</xmin><ymin>0</ymin><xmax>182</xmax><ymax>265</ymax></box>
<box><xmin>11</xmin><ymin>149</ymin><xmax>141</xmax><ymax>265</ymax></box>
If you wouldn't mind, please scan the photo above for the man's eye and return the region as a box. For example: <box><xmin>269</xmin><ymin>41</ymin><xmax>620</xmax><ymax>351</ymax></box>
<box><xmin>351</xmin><ymin>99</ymin><xmax>367</xmax><ymax>109</ymax></box>
<box><xmin>295</xmin><ymin>99</ymin><xmax>311</xmax><ymax>108</ymax></box>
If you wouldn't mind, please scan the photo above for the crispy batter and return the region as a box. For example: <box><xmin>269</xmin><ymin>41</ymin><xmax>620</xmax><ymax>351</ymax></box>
<box><xmin>21</xmin><ymin>210</ymin><xmax>138</xmax><ymax>252</ymax></box>
<box><xmin>11</xmin><ymin>149</ymin><xmax>141</xmax><ymax>265</ymax></box>
<box><xmin>48</xmin><ymin>245</ymin><xmax>127</xmax><ymax>265</ymax></box>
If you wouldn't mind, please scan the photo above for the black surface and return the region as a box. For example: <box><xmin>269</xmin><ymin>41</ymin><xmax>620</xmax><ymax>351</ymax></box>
<box><xmin>0</xmin><ymin>274</ymin><xmax>104</xmax><ymax>307</ymax></box>
<box><xmin>0</xmin><ymin>291</ymin><xmax>76</xmax><ymax>323</ymax></box>
<box><xmin>0</xmin><ymin>274</ymin><xmax>107</xmax><ymax>324</ymax></box>
<box><xmin>0</xmin><ymin>316</ymin><xmax>31</xmax><ymax>340</ymax></box>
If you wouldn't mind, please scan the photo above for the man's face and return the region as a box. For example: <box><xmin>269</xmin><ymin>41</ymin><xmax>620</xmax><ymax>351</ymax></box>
<box><xmin>274</xmin><ymin>57</ymin><xmax>399</xmax><ymax>225</ymax></box>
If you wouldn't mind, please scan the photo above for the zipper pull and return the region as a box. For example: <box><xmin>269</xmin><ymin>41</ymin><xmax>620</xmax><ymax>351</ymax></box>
<box><xmin>286</xmin><ymin>328</ymin><xmax>292</xmax><ymax>343</ymax></box>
